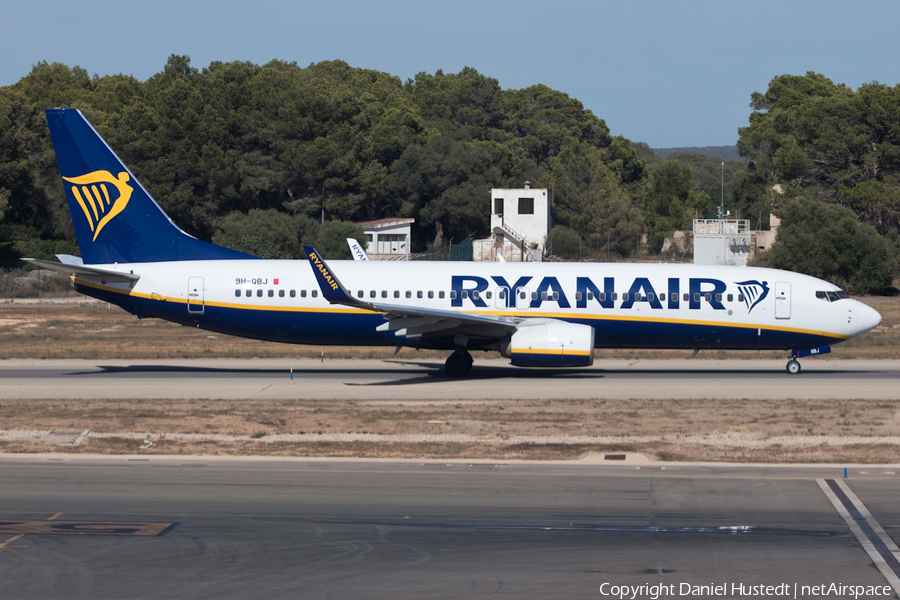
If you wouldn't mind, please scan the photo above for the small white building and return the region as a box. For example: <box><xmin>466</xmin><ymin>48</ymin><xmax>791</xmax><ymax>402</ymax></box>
<box><xmin>358</xmin><ymin>218</ymin><xmax>414</xmax><ymax>260</ymax></box>
<box><xmin>693</xmin><ymin>218</ymin><xmax>751</xmax><ymax>266</ymax></box>
<box><xmin>474</xmin><ymin>183</ymin><xmax>551</xmax><ymax>262</ymax></box>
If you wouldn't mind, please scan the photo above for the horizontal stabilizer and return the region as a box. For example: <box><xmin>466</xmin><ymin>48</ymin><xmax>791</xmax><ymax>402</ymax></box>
<box><xmin>21</xmin><ymin>258</ymin><xmax>140</xmax><ymax>284</ymax></box>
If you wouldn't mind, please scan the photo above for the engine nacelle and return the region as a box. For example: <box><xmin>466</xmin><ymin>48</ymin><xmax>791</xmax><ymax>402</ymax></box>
<box><xmin>502</xmin><ymin>320</ymin><xmax>595</xmax><ymax>367</ymax></box>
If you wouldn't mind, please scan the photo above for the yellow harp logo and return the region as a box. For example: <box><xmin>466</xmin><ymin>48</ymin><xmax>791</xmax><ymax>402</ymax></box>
<box><xmin>63</xmin><ymin>171</ymin><xmax>133</xmax><ymax>241</ymax></box>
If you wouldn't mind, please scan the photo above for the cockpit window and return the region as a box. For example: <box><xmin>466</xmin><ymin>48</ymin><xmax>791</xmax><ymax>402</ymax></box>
<box><xmin>816</xmin><ymin>290</ymin><xmax>850</xmax><ymax>302</ymax></box>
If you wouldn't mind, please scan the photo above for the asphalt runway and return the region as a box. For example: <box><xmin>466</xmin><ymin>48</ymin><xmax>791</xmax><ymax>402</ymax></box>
<box><xmin>2</xmin><ymin>357</ymin><xmax>900</xmax><ymax>400</ymax></box>
<box><xmin>0</xmin><ymin>457</ymin><xmax>898</xmax><ymax>599</ymax></box>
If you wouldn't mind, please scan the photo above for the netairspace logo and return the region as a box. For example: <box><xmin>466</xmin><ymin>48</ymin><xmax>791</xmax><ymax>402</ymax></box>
<box><xmin>598</xmin><ymin>582</ymin><xmax>894</xmax><ymax>599</ymax></box>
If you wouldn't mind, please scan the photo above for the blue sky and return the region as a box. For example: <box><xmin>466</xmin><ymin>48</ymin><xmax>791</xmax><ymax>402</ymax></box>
<box><xmin>4</xmin><ymin>0</ymin><xmax>898</xmax><ymax>148</ymax></box>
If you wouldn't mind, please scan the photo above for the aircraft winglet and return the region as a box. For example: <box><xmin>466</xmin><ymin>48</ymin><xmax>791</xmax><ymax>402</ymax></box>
<box><xmin>303</xmin><ymin>245</ymin><xmax>518</xmax><ymax>335</ymax></box>
<box><xmin>347</xmin><ymin>238</ymin><xmax>370</xmax><ymax>261</ymax></box>
<box><xmin>303</xmin><ymin>245</ymin><xmax>362</xmax><ymax>307</ymax></box>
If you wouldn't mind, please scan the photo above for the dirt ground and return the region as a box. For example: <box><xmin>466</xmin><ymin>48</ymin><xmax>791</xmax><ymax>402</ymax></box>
<box><xmin>1</xmin><ymin>298</ymin><xmax>899</xmax><ymax>463</ymax></box>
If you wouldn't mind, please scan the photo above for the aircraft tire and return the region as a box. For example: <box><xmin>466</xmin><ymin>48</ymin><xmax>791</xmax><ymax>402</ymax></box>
<box><xmin>786</xmin><ymin>359</ymin><xmax>801</xmax><ymax>375</ymax></box>
<box><xmin>445</xmin><ymin>351</ymin><xmax>474</xmax><ymax>378</ymax></box>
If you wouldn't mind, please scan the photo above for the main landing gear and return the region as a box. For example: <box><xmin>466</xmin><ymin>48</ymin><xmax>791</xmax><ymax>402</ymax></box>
<box><xmin>445</xmin><ymin>350</ymin><xmax>474</xmax><ymax>378</ymax></box>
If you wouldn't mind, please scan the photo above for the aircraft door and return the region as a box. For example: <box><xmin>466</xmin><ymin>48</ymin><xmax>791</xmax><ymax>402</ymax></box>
<box><xmin>515</xmin><ymin>287</ymin><xmax>531</xmax><ymax>311</ymax></box>
<box><xmin>187</xmin><ymin>276</ymin><xmax>205</xmax><ymax>313</ymax></box>
<box><xmin>774</xmin><ymin>281</ymin><xmax>791</xmax><ymax>319</ymax></box>
<box><xmin>495</xmin><ymin>287</ymin><xmax>509</xmax><ymax>309</ymax></box>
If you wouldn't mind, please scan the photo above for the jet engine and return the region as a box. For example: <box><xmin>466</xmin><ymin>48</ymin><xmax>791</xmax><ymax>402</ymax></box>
<box><xmin>502</xmin><ymin>320</ymin><xmax>595</xmax><ymax>367</ymax></box>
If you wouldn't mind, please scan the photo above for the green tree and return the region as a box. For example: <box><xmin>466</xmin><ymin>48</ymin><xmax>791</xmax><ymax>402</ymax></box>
<box><xmin>540</xmin><ymin>142</ymin><xmax>642</xmax><ymax>256</ymax></box>
<box><xmin>545</xmin><ymin>225</ymin><xmax>582</xmax><ymax>259</ymax></box>
<box><xmin>738</xmin><ymin>73</ymin><xmax>900</xmax><ymax>236</ymax></box>
<box><xmin>312</xmin><ymin>220</ymin><xmax>367</xmax><ymax>259</ymax></box>
<box><xmin>640</xmin><ymin>160</ymin><xmax>708</xmax><ymax>253</ymax></box>
<box><xmin>212</xmin><ymin>209</ymin><xmax>311</xmax><ymax>259</ymax></box>
<box><xmin>212</xmin><ymin>208</ymin><xmax>363</xmax><ymax>259</ymax></box>
<box><xmin>390</xmin><ymin>135</ymin><xmax>498</xmax><ymax>247</ymax></box>
<box><xmin>767</xmin><ymin>197</ymin><xmax>897</xmax><ymax>294</ymax></box>
<box><xmin>1</xmin><ymin>57</ymin><xmax>661</xmax><ymax>260</ymax></box>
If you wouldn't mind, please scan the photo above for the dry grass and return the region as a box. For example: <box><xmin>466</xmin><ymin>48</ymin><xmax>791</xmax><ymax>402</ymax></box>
<box><xmin>1</xmin><ymin>396</ymin><xmax>898</xmax><ymax>463</ymax></box>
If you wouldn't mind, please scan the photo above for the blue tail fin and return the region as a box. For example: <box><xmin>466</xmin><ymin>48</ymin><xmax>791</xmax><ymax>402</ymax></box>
<box><xmin>45</xmin><ymin>108</ymin><xmax>256</xmax><ymax>264</ymax></box>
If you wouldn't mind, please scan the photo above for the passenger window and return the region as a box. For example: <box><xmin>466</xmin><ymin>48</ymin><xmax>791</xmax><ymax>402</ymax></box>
<box><xmin>541</xmin><ymin>292</ymin><xmax>548</xmax><ymax>301</ymax></box>
<box><xmin>245</xmin><ymin>289</ymin><xmax>251</xmax><ymax>297</ymax></box>
<box><xmin>622</xmin><ymin>293</ymin><xmax>629</xmax><ymax>302</ymax></box>
<box><xmin>727</xmin><ymin>293</ymin><xmax>733</xmax><ymax>302</ymax></box>
<box><xmin>439</xmin><ymin>291</ymin><xmax>445</xmax><ymax>299</ymax></box>
<box><xmin>704</xmin><ymin>293</ymin><xmax>712</xmax><ymax>302</ymax></box>
<box><xmin>382</xmin><ymin>290</ymin><xmax>387</xmax><ymax>298</ymax></box>
<box><xmin>462</xmin><ymin>291</ymin><xmax>468</xmax><ymax>299</ymax></box>
<box><xmin>393</xmin><ymin>290</ymin><xmax>400</xmax><ymax>299</ymax></box>
<box><xmin>268</xmin><ymin>290</ymin><xmax>274</xmax><ymax>298</ymax></box>
<box><xmin>531</xmin><ymin>292</ymin><xmax>537</xmax><ymax>300</ymax></box>
<box><xmin>633</xmin><ymin>293</ymin><xmax>641</xmax><ymax>301</ymax></box>
<box><xmin>694</xmin><ymin>293</ymin><xmax>700</xmax><ymax>302</ymax></box>
<box><xmin>647</xmin><ymin>293</ymin><xmax>654</xmax><ymax>302</ymax></box>
<box><xmin>279</xmin><ymin>290</ymin><xmax>285</xmax><ymax>298</ymax></box>
<box><xmin>520</xmin><ymin>291</ymin><xmax>527</xmax><ymax>300</ymax></box>
<box><xmin>671</xmin><ymin>293</ymin><xmax>678</xmax><ymax>303</ymax></box>
<box><xmin>485</xmin><ymin>291</ymin><xmax>492</xmax><ymax>299</ymax></box>
<box><xmin>429</xmin><ymin>291</ymin><xmax>435</xmax><ymax>299</ymax></box>
<box><xmin>715</xmin><ymin>293</ymin><xmax>722</xmax><ymax>302</ymax></box>
<box><xmin>234</xmin><ymin>290</ymin><xmax>241</xmax><ymax>297</ymax></box>
<box><xmin>738</xmin><ymin>293</ymin><xmax>744</xmax><ymax>302</ymax></box>
<box><xmin>416</xmin><ymin>291</ymin><xmax>422</xmax><ymax>299</ymax></box>
<box><xmin>312</xmin><ymin>290</ymin><xmax>318</xmax><ymax>298</ymax></box>
<box><xmin>683</xmin><ymin>293</ymin><xmax>689</xmax><ymax>302</ymax></box>
<box><xmin>290</xmin><ymin>290</ymin><xmax>296</xmax><ymax>298</ymax></box>
<box><xmin>370</xmin><ymin>290</ymin><xmax>376</xmax><ymax>298</ymax></box>
<box><xmin>552</xmin><ymin>292</ymin><xmax>559</xmax><ymax>301</ymax></box>
<box><xmin>301</xmin><ymin>290</ymin><xmax>307</xmax><ymax>298</ymax></box>
<box><xmin>472</xmin><ymin>291</ymin><xmax>479</xmax><ymax>300</ymax></box>
<box><xmin>450</xmin><ymin>291</ymin><xmax>457</xmax><ymax>300</ymax></box>
<box><xmin>357</xmin><ymin>290</ymin><xmax>363</xmax><ymax>298</ymax></box>
<box><xmin>256</xmin><ymin>289</ymin><xmax>263</xmax><ymax>297</ymax></box>
<box><xmin>576</xmin><ymin>292</ymin><xmax>583</xmax><ymax>301</ymax></box>
<box><xmin>612</xmin><ymin>293</ymin><xmax>618</xmax><ymax>301</ymax></box>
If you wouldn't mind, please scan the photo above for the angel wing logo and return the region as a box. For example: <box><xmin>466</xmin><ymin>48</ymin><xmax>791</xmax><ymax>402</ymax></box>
<box><xmin>735</xmin><ymin>280</ymin><xmax>770</xmax><ymax>313</ymax></box>
<box><xmin>62</xmin><ymin>170</ymin><xmax>133</xmax><ymax>241</ymax></box>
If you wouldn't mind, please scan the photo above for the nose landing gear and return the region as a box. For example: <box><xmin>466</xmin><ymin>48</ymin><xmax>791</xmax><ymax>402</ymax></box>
<box><xmin>786</xmin><ymin>345</ymin><xmax>831</xmax><ymax>374</ymax></box>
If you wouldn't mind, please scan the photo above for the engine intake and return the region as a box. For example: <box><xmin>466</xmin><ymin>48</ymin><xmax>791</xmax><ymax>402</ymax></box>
<box><xmin>503</xmin><ymin>320</ymin><xmax>595</xmax><ymax>367</ymax></box>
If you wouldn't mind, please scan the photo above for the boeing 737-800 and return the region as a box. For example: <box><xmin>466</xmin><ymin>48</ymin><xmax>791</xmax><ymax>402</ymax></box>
<box><xmin>25</xmin><ymin>109</ymin><xmax>882</xmax><ymax>376</ymax></box>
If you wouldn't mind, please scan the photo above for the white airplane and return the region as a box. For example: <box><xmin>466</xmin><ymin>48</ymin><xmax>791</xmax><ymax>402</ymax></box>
<box><xmin>26</xmin><ymin>109</ymin><xmax>882</xmax><ymax>377</ymax></box>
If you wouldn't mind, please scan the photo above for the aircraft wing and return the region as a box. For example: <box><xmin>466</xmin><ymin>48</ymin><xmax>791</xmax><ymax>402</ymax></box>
<box><xmin>21</xmin><ymin>258</ymin><xmax>140</xmax><ymax>284</ymax></box>
<box><xmin>303</xmin><ymin>246</ymin><xmax>518</xmax><ymax>339</ymax></box>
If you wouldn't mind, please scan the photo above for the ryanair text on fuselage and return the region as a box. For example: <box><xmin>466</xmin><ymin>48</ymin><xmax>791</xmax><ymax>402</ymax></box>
<box><xmin>451</xmin><ymin>275</ymin><xmax>769</xmax><ymax>313</ymax></box>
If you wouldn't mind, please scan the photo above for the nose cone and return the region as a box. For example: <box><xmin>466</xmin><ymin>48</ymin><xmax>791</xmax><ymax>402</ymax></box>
<box><xmin>854</xmin><ymin>302</ymin><xmax>882</xmax><ymax>335</ymax></box>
